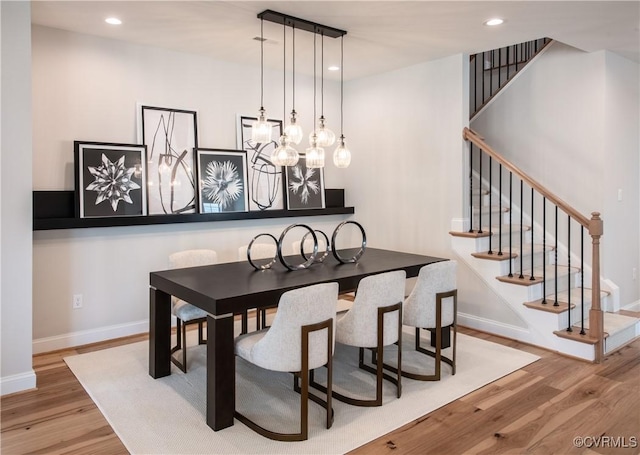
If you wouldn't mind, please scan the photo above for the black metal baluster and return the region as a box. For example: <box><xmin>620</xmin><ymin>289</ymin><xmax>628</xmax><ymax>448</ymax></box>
<box><xmin>499</xmin><ymin>47</ymin><xmax>502</xmax><ymax>88</ymax></box>
<box><xmin>488</xmin><ymin>156</ymin><xmax>493</xmax><ymax>253</ymax></box>
<box><xmin>519</xmin><ymin>180</ymin><xmax>524</xmax><ymax>279</ymax></box>
<box><xmin>490</xmin><ymin>50</ymin><xmax>494</xmax><ymax>94</ymax></box>
<box><xmin>542</xmin><ymin>197</ymin><xmax>547</xmax><ymax>304</ymax></box>
<box><xmin>554</xmin><ymin>205</ymin><xmax>559</xmax><ymax>306</ymax></box>
<box><xmin>530</xmin><ymin>188</ymin><xmax>535</xmax><ymax>280</ymax></box>
<box><xmin>468</xmin><ymin>145</ymin><xmax>474</xmax><ymax>232</ymax></box>
<box><xmin>482</xmin><ymin>51</ymin><xmax>486</xmax><ymax>105</ymax></box>
<box><xmin>508</xmin><ymin>173</ymin><xmax>513</xmax><ymax>277</ymax></box>
<box><xmin>507</xmin><ymin>45</ymin><xmax>511</xmax><ymax>84</ymax></box>
<box><xmin>567</xmin><ymin>215</ymin><xmax>572</xmax><ymax>331</ymax></box>
<box><xmin>478</xmin><ymin>150</ymin><xmax>483</xmax><ymax>234</ymax></box>
<box><xmin>498</xmin><ymin>164</ymin><xmax>503</xmax><ymax>255</ymax></box>
<box><xmin>580</xmin><ymin>226</ymin><xmax>585</xmax><ymax>335</ymax></box>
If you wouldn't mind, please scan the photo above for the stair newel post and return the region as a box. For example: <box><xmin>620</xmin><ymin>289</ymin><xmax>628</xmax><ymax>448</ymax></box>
<box><xmin>580</xmin><ymin>225</ymin><xmax>585</xmax><ymax>335</ymax></box>
<box><xmin>542</xmin><ymin>197</ymin><xmax>546</xmax><ymax>304</ymax></box>
<box><xmin>519</xmin><ymin>180</ymin><xmax>524</xmax><ymax>279</ymax></box>
<box><xmin>478</xmin><ymin>150</ymin><xmax>483</xmax><ymax>234</ymax></box>
<box><xmin>498</xmin><ymin>164</ymin><xmax>503</xmax><ymax>255</ymax></box>
<box><xmin>567</xmin><ymin>215</ymin><xmax>572</xmax><ymax>332</ymax></box>
<box><xmin>530</xmin><ymin>187</ymin><xmax>535</xmax><ymax>280</ymax></box>
<box><xmin>554</xmin><ymin>205</ymin><xmax>559</xmax><ymax>306</ymax></box>
<box><xmin>488</xmin><ymin>156</ymin><xmax>493</xmax><ymax>253</ymax></box>
<box><xmin>468</xmin><ymin>144</ymin><xmax>474</xmax><ymax>233</ymax></box>
<box><xmin>588</xmin><ymin>212</ymin><xmax>604</xmax><ymax>363</ymax></box>
<box><xmin>508</xmin><ymin>173</ymin><xmax>513</xmax><ymax>277</ymax></box>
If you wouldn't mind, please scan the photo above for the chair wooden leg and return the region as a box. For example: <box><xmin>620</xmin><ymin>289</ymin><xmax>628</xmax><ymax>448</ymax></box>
<box><xmin>170</xmin><ymin>318</ymin><xmax>187</xmax><ymax>373</ymax></box>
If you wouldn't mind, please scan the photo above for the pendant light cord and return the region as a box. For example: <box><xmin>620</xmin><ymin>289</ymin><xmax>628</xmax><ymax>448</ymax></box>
<box><xmin>321</xmin><ymin>32</ymin><xmax>324</xmax><ymax>117</ymax></box>
<box><xmin>340</xmin><ymin>35</ymin><xmax>344</xmax><ymax>134</ymax></box>
<box><xmin>292</xmin><ymin>25</ymin><xmax>296</xmax><ymax>111</ymax></box>
<box><xmin>313</xmin><ymin>32</ymin><xmax>317</xmax><ymax>128</ymax></box>
<box><xmin>282</xmin><ymin>21</ymin><xmax>286</xmax><ymax>123</ymax></box>
<box><xmin>260</xmin><ymin>18</ymin><xmax>264</xmax><ymax>109</ymax></box>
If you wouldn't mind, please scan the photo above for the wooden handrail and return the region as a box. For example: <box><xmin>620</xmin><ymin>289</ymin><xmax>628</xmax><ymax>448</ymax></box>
<box><xmin>463</xmin><ymin>128</ymin><xmax>591</xmax><ymax>228</ymax></box>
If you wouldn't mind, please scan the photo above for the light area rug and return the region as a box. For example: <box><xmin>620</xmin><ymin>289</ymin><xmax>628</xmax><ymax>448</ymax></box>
<box><xmin>64</xmin><ymin>329</ymin><xmax>539</xmax><ymax>454</ymax></box>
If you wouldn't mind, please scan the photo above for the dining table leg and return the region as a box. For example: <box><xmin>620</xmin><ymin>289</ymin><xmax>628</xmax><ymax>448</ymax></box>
<box><xmin>207</xmin><ymin>313</ymin><xmax>236</xmax><ymax>431</ymax></box>
<box><xmin>149</xmin><ymin>286</ymin><xmax>171</xmax><ymax>378</ymax></box>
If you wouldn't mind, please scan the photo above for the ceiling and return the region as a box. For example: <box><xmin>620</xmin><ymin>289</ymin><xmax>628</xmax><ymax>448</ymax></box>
<box><xmin>31</xmin><ymin>1</ymin><xmax>640</xmax><ymax>80</ymax></box>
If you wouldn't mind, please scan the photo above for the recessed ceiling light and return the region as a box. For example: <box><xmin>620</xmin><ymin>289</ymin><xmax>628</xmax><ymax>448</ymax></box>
<box><xmin>105</xmin><ymin>17</ymin><xmax>122</xmax><ymax>25</ymax></box>
<box><xmin>328</xmin><ymin>66</ymin><xmax>340</xmax><ymax>71</ymax></box>
<box><xmin>484</xmin><ymin>18</ymin><xmax>504</xmax><ymax>26</ymax></box>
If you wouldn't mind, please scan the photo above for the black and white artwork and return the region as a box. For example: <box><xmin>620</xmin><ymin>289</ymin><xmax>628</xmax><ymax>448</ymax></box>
<box><xmin>236</xmin><ymin>115</ymin><xmax>285</xmax><ymax>211</ymax></box>
<box><xmin>285</xmin><ymin>155</ymin><xmax>326</xmax><ymax>210</ymax></box>
<box><xmin>74</xmin><ymin>141</ymin><xmax>147</xmax><ymax>218</ymax></box>
<box><xmin>140</xmin><ymin>105</ymin><xmax>198</xmax><ymax>215</ymax></box>
<box><xmin>196</xmin><ymin>148</ymin><xmax>248</xmax><ymax>213</ymax></box>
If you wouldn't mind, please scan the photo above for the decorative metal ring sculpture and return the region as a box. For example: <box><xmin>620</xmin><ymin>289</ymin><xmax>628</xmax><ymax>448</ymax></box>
<box><xmin>247</xmin><ymin>233</ymin><xmax>279</xmax><ymax>270</ymax></box>
<box><xmin>278</xmin><ymin>224</ymin><xmax>318</xmax><ymax>271</ymax></box>
<box><xmin>331</xmin><ymin>220</ymin><xmax>367</xmax><ymax>264</ymax></box>
<box><xmin>300</xmin><ymin>229</ymin><xmax>330</xmax><ymax>263</ymax></box>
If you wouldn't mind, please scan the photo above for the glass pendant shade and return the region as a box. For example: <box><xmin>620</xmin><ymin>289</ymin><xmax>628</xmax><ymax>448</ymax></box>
<box><xmin>271</xmin><ymin>134</ymin><xmax>299</xmax><ymax>166</ymax></box>
<box><xmin>333</xmin><ymin>135</ymin><xmax>351</xmax><ymax>168</ymax></box>
<box><xmin>311</xmin><ymin>116</ymin><xmax>335</xmax><ymax>147</ymax></box>
<box><xmin>251</xmin><ymin>108</ymin><xmax>272</xmax><ymax>143</ymax></box>
<box><xmin>284</xmin><ymin>110</ymin><xmax>303</xmax><ymax>145</ymax></box>
<box><xmin>306</xmin><ymin>138</ymin><xmax>325</xmax><ymax>168</ymax></box>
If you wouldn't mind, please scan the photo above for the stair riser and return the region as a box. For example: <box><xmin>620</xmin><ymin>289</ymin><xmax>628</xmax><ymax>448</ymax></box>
<box><xmin>496</xmin><ymin>252</ymin><xmax>549</xmax><ymax>274</ymax></box>
<box><xmin>524</xmin><ymin>273</ymin><xmax>580</xmax><ymax>300</ymax></box>
<box><xmin>477</xmin><ymin>232</ymin><xmax>533</xmax><ymax>250</ymax></box>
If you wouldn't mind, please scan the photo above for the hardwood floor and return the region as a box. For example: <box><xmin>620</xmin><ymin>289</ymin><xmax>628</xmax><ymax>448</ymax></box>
<box><xmin>2</xmin><ymin>328</ymin><xmax>638</xmax><ymax>454</ymax></box>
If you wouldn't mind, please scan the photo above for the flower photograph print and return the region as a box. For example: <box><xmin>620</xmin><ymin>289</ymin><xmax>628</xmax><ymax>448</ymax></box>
<box><xmin>75</xmin><ymin>141</ymin><xmax>147</xmax><ymax>218</ymax></box>
<box><xmin>236</xmin><ymin>115</ymin><xmax>285</xmax><ymax>211</ymax></box>
<box><xmin>140</xmin><ymin>105</ymin><xmax>198</xmax><ymax>215</ymax></box>
<box><xmin>285</xmin><ymin>156</ymin><xmax>325</xmax><ymax>210</ymax></box>
<box><xmin>196</xmin><ymin>149</ymin><xmax>248</xmax><ymax>213</ymax></box>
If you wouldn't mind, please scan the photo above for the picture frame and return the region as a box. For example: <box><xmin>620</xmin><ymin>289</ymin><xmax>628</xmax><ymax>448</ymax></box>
<box><xmin>196</xmin><ymin>148</ymin><xmax>249</xmax><ymax>214</ymax></box>
<box><xmin>139</xmin><ymin>105</ymin><xmax>198</xmax><ymax>215</ymax></box>
<box><xmin>285</xmin><ymin>155</ymin><xmax>326</xmax><ymax>210</ymax></box>
<box><xmin>236</xmin><ymin>115</ymin><xmax>286</xmax><ymax>211</ymax></box>
<box><xmin>74</xmin><ymin>141</ymin><xmax>147</xmax><ymax>218</ymax></box>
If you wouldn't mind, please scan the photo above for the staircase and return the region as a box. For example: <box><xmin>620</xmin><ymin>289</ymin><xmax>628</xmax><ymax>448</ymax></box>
<box><xmin>450</xmin><ymin>129</ymin><xmax>640</xmax><ymax>361</ymax></box>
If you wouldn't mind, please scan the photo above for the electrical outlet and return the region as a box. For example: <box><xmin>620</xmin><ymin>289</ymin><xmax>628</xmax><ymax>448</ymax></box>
<box><xmin>72</xmin><ymin>294</ymin><xmax>83</xmax><ymax>309</ymax></box>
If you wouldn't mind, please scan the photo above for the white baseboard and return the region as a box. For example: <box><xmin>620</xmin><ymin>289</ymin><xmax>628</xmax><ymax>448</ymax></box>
<box><xmin>458</xmin><ymin>312</ymin><xmax>533</xmax><ymax>343</ymax></box>
<box><xmin>622</xmin><ymin>300</ymin><xmax>640</xmax><ymax>313</ymax></box>
<box><xmin>1</xmin><ymin>370</ymin><xmax>37</xmax><ymax>396</ymax></box>
<box><xmin>33</xmin><ymin>320</ymin><xmax>149</xmax><ymax>354</ymax></box>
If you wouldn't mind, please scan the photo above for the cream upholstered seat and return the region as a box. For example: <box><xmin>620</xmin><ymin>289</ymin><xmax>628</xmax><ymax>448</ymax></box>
<box><xmin>234</xmin><ymin>282</ymin><xmax>339</xmax><ymax>441</ymax></box>
<box><xmin>331</xmin><ymin>270</ymin><xmax>405</xmax><ymax>407</ymax></box>
<box><xmin>238</xmin><ymin>243</ymin><xmax>278</xmax><ymax>330</ymax></box>
<box><xmin>401</xmin><ymin>260</ymin><xmax>457</xmax><ymax>381</ymax></box>
<box><xmin>168</xmin><ymin>249</ymin><xmax>218</xmax><ymax>373</ymax></box>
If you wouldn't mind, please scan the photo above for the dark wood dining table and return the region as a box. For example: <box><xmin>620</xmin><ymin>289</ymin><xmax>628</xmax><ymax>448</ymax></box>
<box><xmin>149</xmin><ymin>247</ymin><xmax>447</xmax><ymax>431</ymax></box>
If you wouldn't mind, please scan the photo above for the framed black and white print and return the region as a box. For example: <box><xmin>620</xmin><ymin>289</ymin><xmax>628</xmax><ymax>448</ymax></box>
<box><xmin>139</xmin><ymin>105</ymin><xmax>198</xmax><ymax>215</ymax></box>
<box><xmin>196</xmin><ymin>148</ymin><xmax>249</xmax><ymax>214</ymax></box>
<box><xmin>285</xmin><ymin>155</ymin><xmax>326</xmax><ymax>210</ymax></box>
<box><xmin>236</xmin><ymin>115</ymin><xmax>285</xmax><ymax>211</ymax></box>
<box><xmin>74</xmin><ymin>141</ymin><xmax>147</xmax><ymax>218</ymax></box>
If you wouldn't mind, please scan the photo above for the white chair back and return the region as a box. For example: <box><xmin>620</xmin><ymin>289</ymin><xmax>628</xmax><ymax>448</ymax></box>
<box><xmin>337</xmin><ymin>270</ymin><xmax>406</xmax><ymax>347</ymax></box>
<box><xmin>403</xmin><ymin>261</ymin><xmax>457</xmax><ymax>328</ymax></box>
<box><xmin>248</xmin><ymin>282</ymin><xmax>339</xmax><ymax>372</ymax></box>
<box><xmin>169</xmin><ymin>249</ymin><xmax>218</xmax><ymax>269</ymax></box>
<box><xmin>238</xmin><ymin>243</ymin><xmax>277</xmax><ymax>261</ymax></box>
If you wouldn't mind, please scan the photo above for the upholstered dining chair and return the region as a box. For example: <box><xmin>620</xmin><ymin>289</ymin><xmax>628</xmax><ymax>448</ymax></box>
<box><xmin>329</xmin><ymin>270</ymin><xmax>406</xmax><ymax>407</ymax></box>
<box><xmin>168</xmin><ymin>249</ymin><xmax>218</xmax><ymax>373</ymax></box>
<box><xmin>234</xmin><ymin>282</ymin><xmax>339</xmax><ymax>441</ymax></box>
<box><xmin>401</xmin><ymin>260</ymin><xmax>457</xmax><ymax>381</ymax></box>
<box><xmin>238</xmin><ymin>242</ymin><xmax>278</xmax><ymax>330</ymax></box>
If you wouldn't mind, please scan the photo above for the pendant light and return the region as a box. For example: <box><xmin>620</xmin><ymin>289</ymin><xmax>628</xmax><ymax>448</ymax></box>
<box><xmin>333</xmin><ymin>35</ymin><xmax>351</xmax><ymax>168</ymax></box>
<box><xmin>251</xmin><ymin>18</ymin><xmax>272</xmax><ymax>143</ymax></box>
<box><xmin>306</xmin><ymin>32</ymin><xmax>325</xmax><ymax>168</ymax></box>
<box><xmin>283</xmin><ymin>25</ymin><xmax>303</xmax><ymax>145</ymax></box>
<box><xmin>271</xmin><ymin>21</ymin><xmax>299</xmax><ymax>167</ymax></box>
<box><xmin>310</xmin><ymin>32</ymin><xmax>335</xmax><ymax>147</ymax></box>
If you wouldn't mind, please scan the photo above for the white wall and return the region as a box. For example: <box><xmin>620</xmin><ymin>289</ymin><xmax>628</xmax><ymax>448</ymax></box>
<box><xmin>1</xmin><ymin>2</ymin><xmax>36</xmax><ymax>394</ymax></box>
<box><xmin>471</xmin><ymin>42</ymin><xmax>640</xmax><ymax>307</ymax></box>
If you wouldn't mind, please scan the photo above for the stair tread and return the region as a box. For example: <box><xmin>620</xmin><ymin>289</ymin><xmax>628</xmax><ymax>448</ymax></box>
<box><xmin>497</xmin><ymin>264</ymin><xmax>580</xmax><ymax>285</ymax></box>
<box><xmin>473</xmin><ymin>244</ymin><xmax>553</xmax><ymax>260</ymax></box>
<box><xmin>585</xmin><ymin>312</ymin><xmax>640</xmax><ymax>333</ymax></box>
<box><xmin>472</xmin><ymin>205</ymin><xmax>509</xmax><ymax>213</ymax></box>
<box><xmin>482</xmin><ymin>224</ymin><xmax>532</xmax><ymax>233</ymax></box>
<box><xmin>523</xmin><ymin>288</ymin><xmax>610</xmax><ymax>313</ymax></box>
